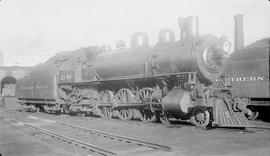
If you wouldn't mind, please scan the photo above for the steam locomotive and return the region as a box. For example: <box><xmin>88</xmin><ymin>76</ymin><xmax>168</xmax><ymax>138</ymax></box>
<box><xmin>16</xmin><ymin>16</ymin><xmax>252</xmax><ymax>127</ymax></box>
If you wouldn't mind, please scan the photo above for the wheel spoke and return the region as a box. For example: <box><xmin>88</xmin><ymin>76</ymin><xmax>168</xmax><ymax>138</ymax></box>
<box><xmin>133</xmin><ymin>88</ymin><xmax>156</xmax><ymax>122</ymax></box>
<box><xmin>99</xmin><ymin>90</ymin><xmax>114</xmax><ymax>119</ymax></box>
<box><xmin>102</xmin><ymin>107</ymin><xmax>111</xmax><ymax>119</ymax></box>
<box><xmin>116</xmin><ymin>89</ymin><xmax>133</xmax><ymax>120</ymax></box>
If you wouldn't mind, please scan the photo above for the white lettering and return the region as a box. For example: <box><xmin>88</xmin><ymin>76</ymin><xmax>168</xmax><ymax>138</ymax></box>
<box><xmin>257</xmin><ymin>76</ymin><xmax>264</xmax><ymax>81</ymax></box>
<box><xmin>216</xmin><ymin>75</ymin><xmax>265</xmax><ymax>83</ymax></box>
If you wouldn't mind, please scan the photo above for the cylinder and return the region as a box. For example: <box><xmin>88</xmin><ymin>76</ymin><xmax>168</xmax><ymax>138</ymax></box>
<box><xmin>234</xmin><ymin>14</ymin><xmax>244</xmax><ymax>51</ymax></box>
<box><xmin>162</xmin><ymin>89</ymin><xmax>193</xmax><ymax>114</ymax></box>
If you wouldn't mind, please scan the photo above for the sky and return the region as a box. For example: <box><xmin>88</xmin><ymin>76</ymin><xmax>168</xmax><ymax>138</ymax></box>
<box><xmin>0</xmin><ymin>0</ymin><xmax>269</xmax><ymax>66</ymax></box>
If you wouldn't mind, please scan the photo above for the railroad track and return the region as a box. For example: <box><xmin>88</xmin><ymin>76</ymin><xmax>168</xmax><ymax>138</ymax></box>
<box><xmin>13</xmin><ymin>109</ymin><xmax>171</xmax><ymax>128</ymax></box>
<box><xmin>0</xmin><ymin>114</ymin><xmax>172</xmax><ymax>156</ymax></box>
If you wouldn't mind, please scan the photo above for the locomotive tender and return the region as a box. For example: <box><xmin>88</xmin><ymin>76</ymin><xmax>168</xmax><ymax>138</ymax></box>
<box><xmin>16</xmin><ymin>16</ymin><xmax>252</xmax><ymax>127</ymax></box>
<box><xmin>217</xmin><ymin>15</ymin><xmax>270</xmax><ymax>119</ymax></box>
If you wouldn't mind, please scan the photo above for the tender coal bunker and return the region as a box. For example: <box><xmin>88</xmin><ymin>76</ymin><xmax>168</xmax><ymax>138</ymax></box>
<box><xmin>1</xmin><ymin>76</ymin><xmax>17</xmax><ymax>96</ymax></box>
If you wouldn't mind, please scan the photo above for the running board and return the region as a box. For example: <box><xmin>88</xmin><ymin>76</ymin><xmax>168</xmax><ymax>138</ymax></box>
<box><xmin>212</xmin><ymin>98</ymin><xmax>254</xmax><ymax>128</ymax></box>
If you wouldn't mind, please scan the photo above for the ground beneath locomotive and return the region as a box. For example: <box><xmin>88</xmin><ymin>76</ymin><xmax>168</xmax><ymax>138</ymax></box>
<box><xmin>0</xmin><ymin>118</ymin><xmax>91</xmax><ymax>156</ymax></box>
<box><xmin>1</xmin><ymin>109</ymin><xmax>270</xmax><ymax>156</ymax></box>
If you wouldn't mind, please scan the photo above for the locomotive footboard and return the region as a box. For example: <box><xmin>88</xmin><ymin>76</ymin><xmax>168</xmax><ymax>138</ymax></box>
<box><xmin>212</xmin><ymin>98</ymin><xmax>252</xmax><ymax>127</ymax></box>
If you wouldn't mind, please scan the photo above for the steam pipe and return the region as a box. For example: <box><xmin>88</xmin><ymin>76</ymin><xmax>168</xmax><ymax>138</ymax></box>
<box><xmin>234</xmin><ymin>14</ymin><xmax>244</xmax><ymax>51</ymax></box>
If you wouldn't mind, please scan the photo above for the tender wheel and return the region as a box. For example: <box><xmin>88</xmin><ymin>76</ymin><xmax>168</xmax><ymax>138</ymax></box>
<box><xmin>134</xmin><ymin>88</ymin><xmax>156</xmax><ymax>122</ymax></box>
<box><xmin>190</xmin><ymin>107</ymin><xmax>210</xmax><ymax>127</ymax></box>
<box><xmin>29</xmin><ymin>105</ymin><xmax>39</xmax><ymax>112</ymax></box>
<box><xmin>115</xmin><ymin>89</ymin><xmax>133</xmax><ymax>120</ymax></box>
<box><xmin>43</xmin><ymin>105</ymin><xmax>49</xmax><ymax>113</ymax></box>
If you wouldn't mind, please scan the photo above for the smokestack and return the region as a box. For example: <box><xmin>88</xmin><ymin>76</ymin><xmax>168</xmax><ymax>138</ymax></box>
<box><xmin>187</xmin><ymin>16</ymin><xmax>199</xmax><ymax>38</ymax></box>
<box><xmin>178</xmin><ymin>16</ymin><xmax>199</xmax><ymax>40</ymax></box>
<box><xmin>234</xmin><ymin>14</ymin><xmax>244</xmax><ymax>51</ymax></box>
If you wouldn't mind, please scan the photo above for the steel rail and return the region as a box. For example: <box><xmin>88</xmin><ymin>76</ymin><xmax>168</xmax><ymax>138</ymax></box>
<box><xmin>3</xmin><ymin>117</ymin><xmax>117</xmax><ymax>156</ymax></box>
<box><xmin>1</xmin><ymin>114</ymin><xmax>171</xmax><ymax>155</ymax></box>
<box><xmin>248</xmin><ymin>126</ymin><xmax>270</xmax><ymax>130</ymax></box>
<box><xmin>56</xmin><ymin>120</ymin><xmax>172</xmax><ymax>151</ymax></box>
<box><xmin>94</xmin><ymin>116</ymin><xmax>164</xmax><ymax>127</ymax></box>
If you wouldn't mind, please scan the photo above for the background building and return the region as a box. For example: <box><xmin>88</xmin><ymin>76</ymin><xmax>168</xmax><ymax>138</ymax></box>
<box><xmin>0</xmin><ymin>51</ymin><xmax>4</xmax><ymax>66</ymax></box>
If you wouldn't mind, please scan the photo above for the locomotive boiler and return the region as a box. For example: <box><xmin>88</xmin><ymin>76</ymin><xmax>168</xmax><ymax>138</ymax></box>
<box><xmin>16</xmin><ymin>16</ymin><xmax>252</xmax><ymax>127</ymax></box>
